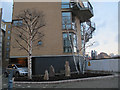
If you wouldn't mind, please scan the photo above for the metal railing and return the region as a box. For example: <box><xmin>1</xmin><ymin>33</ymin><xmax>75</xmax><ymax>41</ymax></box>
<box><xmin>81</xmin><ymin>21</ymin><xmax>95</xmax><ymax>42</ymax></box>
<box><xmin>77</xmin><ymin>1</ymin><xmax>93</xmax><ymax>15</ymax></box>
<box><xmin>91</xmin><ymin>22</ymin><xmax>95</xmax><ymax>30</ymax></box>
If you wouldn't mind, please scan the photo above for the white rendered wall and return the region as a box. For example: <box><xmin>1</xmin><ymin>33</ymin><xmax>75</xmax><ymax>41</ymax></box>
<box><xmin>86</xmin><ymin>59</ymin><xmax>120</xmax><ymax>72</ymax></box>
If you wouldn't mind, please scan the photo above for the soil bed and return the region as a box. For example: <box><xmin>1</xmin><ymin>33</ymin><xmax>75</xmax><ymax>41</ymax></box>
<box><xmin>14</xmin><ymin>72</ymin><xmax>112</xmax><ymax>82</ymax></box>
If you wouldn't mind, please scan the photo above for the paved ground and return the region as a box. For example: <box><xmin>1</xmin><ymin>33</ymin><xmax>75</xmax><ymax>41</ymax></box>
<box><xmin>0</xmin><ymin>67</ymin><xmax>2</xmax><ymax>89</ymax></box>
<box><xmin>2</xmin><ymin>74</ymin><xmax>119</xmax><ymax>89</ymax></box>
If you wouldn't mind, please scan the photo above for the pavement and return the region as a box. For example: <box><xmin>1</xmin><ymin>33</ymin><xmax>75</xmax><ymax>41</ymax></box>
<box><xmin>1</xmin><ymin>73</ymin><xmax>119</xmax><ymax>89</ymax></box>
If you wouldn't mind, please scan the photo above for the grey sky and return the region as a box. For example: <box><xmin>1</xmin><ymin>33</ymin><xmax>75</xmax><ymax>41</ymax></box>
<box><xmin>86</xmin><ymin>2</ymin><xmax>118</xmax><ymax>55</ymax></box>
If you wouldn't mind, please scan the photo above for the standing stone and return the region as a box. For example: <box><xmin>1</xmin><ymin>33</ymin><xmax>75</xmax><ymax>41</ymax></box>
<box><xmin>65</xmin><ymin>61</ymin><xmax>71</xmax><ymax>77</ymax></box>
<box><xmin>43</xmin><ymin>70</ymin><xmax>49</xmax><ymax>80</ymax></box>
<box><xmin>49</xmin><ymin>65</ymin><xmax>55</xmax><ymax>77</ymax></box>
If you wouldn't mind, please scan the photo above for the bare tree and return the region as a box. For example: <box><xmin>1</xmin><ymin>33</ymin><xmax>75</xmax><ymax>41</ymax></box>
<box><xmin>63</xmin><ymin>18</ymin><xmax>95</xmax><ymax>74</ymax></box>
<box><xmin>79</xmin><ymin>22</ymin><xmax>95</xmax><ymax>74</ymax></box>
<box><xmin>63</xmin><ymin>18</ymin><xmax>79</xmax><ymax>74</ymax></box>
<box><xmin>12</xmin><ymin>9</ymin><xmax>45</xmax><ymax>79</ymax></box>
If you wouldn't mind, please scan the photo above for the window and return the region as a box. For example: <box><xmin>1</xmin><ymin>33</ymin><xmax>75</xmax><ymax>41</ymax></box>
<box><xmin>7</xmin><ymin>42</ymin><xmax>10</xmax><ymax>46</ymax></box>
<box><xmin>61</xmin><ymin>0</ymin><xmax>74</xmax><ymax>8</ymax></box>
<box><xmin>13</xmin><ymin>20</ymin><xmax>23</xmax><ymax>26</ymax></box>
<box><xmin>8</xmin><ymin>30</ymin><xmax>10</xmax><ymax>34</ymax></box>
<box><xmin>62</xmin><ymin>12</ymin><xmax>72</xmax><ymax>29</ymax></box>
<box><xmin>38</xmin><ymin>41</ymin><xmax>42</xmax><ymax>45</ymax></box>
<box><xmin>6</xmin><ymin>48</ymin><xmax>9</xmax><ymax>51</ymax></box>
<box><xmin>6</xmin><ymin>53</ymin><xmax>9</xmax><ymax>58</ymax></box>
<box><xmin>62</xmin><ymin>12</ymin><xmax>76</xmax><ymax>30</ymax></box>
<box><xmin>62</xmin><ymin>1</ymin><xmax>70</xmax><ymax>9</ymax></box>
<box><xmin>63</xmin><ymin>33</ymin><xmax>77</xmax><ymax>53</ymax></box>
<box><xmin>7</xmin><ymin>36</ymin><xmax>10</xmax><ymax>40</ymax></box>
<box><xmin>63</xmin><ymin>33</ymin><xmax>72</xmax><ymax>53</ymax></box>
<box><xmin>8</xmin><ymin>24</ymin><xmax>11</xmax><ymax>28</ymax></box>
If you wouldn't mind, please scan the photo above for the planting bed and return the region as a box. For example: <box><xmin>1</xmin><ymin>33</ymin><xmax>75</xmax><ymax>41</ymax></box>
<box><xmin>14</xmin><ymin>72</ymin><xmax>112</xmax><ymax>82</ymax></box>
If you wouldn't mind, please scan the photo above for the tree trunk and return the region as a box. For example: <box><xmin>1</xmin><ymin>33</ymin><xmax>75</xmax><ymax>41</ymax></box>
<box><xmin>67</xmin><ymin>31</ymin><xmax>79</xmax><ymax>74</ymax></box>
<box><xmin>28</xmin><ymin>25</ymin><xmax>33</xmax><ymax>79</ymax></box>
<box><xmin>28</xmin><ymin>55</ymin><xmax>32</xmax><ymax>79</ymax></box>
<box><xmin>82</xmin><ymin>27</ymin><xmax>86</xmax><ymax>74</ymax></box>
<box><xmin>28</xmin><ymin>43</ymin><xmax>32</xmax><ymax>79</ymax></box>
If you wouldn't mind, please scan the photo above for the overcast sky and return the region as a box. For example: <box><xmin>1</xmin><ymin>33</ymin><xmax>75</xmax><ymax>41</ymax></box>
<box><xmin>0</xmin><ymin>0</ymin><xmax>119</xmax><ymax>56</ymax></box>
<box><xmin>86</xmin><ymin>1</ymin><xmax>118</xmax><ymax>56</ymax></box>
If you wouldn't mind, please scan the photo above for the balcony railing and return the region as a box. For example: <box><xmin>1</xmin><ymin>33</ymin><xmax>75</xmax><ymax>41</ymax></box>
<box><xmin>81</xmin><ymin>1</ymin><xmax>93</xmax><ymax>15</ymax></box>
<box><xmin>81</xmin><ymin>21</ymin><xmax>95</xmax><ymax>42</ymax></box>
<box><xmin>69</xmin><ymin>1</ymin><xmax>94</xmax><ymax>22</ymax></box>
<box><xmin>90</xmin><ymin>22</ymin><xmax>95</xmax><ymax>31</ymax></box>
<box><xmin>1</xmin><ymin>21</ymin><xmax>6</xmax><ymax>31</ymax></box>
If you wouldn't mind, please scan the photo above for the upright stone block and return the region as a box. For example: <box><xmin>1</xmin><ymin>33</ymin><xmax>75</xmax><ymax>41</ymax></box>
<box><xmin>65</xmin><ymin>61</ymin><xmax>71</xmax><ymax>77</ymax></box>
<box><xmin>43</xmin><ymin>70</ymin><xmax>49</xmax><ymax>80</ymax></box>
<box><xmin>49</xmin><ymin>65</ymin><xmax>55</xmax><ymax>77</ymax></box>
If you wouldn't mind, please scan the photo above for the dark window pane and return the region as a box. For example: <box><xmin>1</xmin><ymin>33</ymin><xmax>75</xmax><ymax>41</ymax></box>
<box><xmin>62</xmin><ymin>12</ymin><xmax>71</xmax><ymax>17</ymax></box>
<box><xmin>62</xmin><ymin>4</ymin><xmax>70</xmax><ymax>8</ymax></box>
<box><xmin>13</xmin><ymin>20</ymin><xmax>23</xmax><ymax>26</ymax></box>
<box><xmin>8</xmin><ymin>30</ymin><xmax>10</xmax><ymax>34</ymax></box>
<box><xmin>7</xmin><ymin>36</ymin><xmax>10</xmax><ymax>40</ymax></box>
<box><xmin>63</xmin><ymin>33</ymin><xmax>77</xmax><ymax>53</ymax></box>
<box><xmin>8</xmin><ymin>25</ymin><xmax>11</xmax><ymax>28</ymax></box>
<box><xmin>7</xmin><ymin>42</ymin><xmax>10</xmax><ymax>46</ymax></box>
<box><xmin>38</xmin><ymin>41</ymin><xmax>42</xmax><ymax>45</ymax></box>
<box><xmin>6</xmin><ymin>48</ymin><xmax>9</xmax><ymax>51</ymax></box>
<box><xmin>62</xmin><ymin>12</ymin><xmax>72</xmax><ymax>29</ymax></box>
<box><xmin>62</xmin><ymin>17</ymin><xmax>71</xmax><ymax>24</ymax></box>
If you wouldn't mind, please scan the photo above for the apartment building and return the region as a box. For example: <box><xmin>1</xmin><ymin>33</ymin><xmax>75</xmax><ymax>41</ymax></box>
<box><xmin>0</xmin><ymin>20</ymin><xmax>12</xmax><ymax>68</ymax></box>
<box><xmin>2</xmin><ymin>22</ymin><xmax>12</xmax><ymax>68</ymax></box>
<box><xmin>10</xmin><ymin>0</ymin><xmax>95</xmax><ymax>75</ymax></box>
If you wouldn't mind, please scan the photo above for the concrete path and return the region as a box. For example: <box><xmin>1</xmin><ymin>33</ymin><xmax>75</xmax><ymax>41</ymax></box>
<box><xmin>13</xmin><ymin>75</ymin><xmax>119</xmax><ymax>88</ymax></box>
<box><xmin>2</xmin><ymin>74</ymin><xmax>119</xmax><ymax>89</ymax></box>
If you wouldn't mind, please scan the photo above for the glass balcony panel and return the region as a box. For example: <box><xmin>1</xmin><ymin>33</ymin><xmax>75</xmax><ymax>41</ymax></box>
<box><xmin>83</xmin><ymin>2</ymin><xmax>88</xmax><ymax>8</ymax></box>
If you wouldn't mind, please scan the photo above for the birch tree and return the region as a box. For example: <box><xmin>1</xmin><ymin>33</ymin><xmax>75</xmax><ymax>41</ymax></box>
<box><xmin>12</xmin><ymin>9</ymin><xmax>45</xmax><ymax>79</ymax></box>
<box><xmin>79</xmin><ymin>21</ymin><xmax>95</xmax><ymax>74</ymax></box>
<box><xmin>63</xmin><ymin>18</ymin><xmax>79</xmax><ymax>74</ymax></box>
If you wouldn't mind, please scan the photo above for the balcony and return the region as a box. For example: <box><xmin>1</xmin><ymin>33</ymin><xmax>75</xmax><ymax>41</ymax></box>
<box><xmin>71</xmin><ymin>1</ymin><xmax>94</xmax><ymax>22</ymax></box>
<box><xmin>1</xmin><ymin>21</ymin><xmax>6</xmax><ymax>31</ymax></box>
<box><xmin>90</xmin><ymin>22</ymin><xmax>95</xmax><ymax>31</ymax></box>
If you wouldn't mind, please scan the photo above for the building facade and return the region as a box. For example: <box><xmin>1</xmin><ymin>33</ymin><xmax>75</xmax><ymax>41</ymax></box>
<box><xmin>10</xmin><ymin>1</ymin><xmax>95</xmax><ymax>75</ymax></box>
<box><xmin>2</xmin><ymin>22</ymin><xmax>12</xmax><ymax>68</ymax></box>
<box><xmin>0</xmin><ymin>8</ymin><xmax>2</xmax><ymax>62</ymax></box>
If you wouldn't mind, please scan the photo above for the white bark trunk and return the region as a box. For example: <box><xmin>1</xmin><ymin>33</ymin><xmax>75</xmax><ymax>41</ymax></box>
<box><xmin>75</xmin><ymin>24</ymin><xmax>82</xmax><ymax>73</ymax></box>
<box><xmin>82</xmin><ymin>27</ymin><xmax>86</xmax><ymax>74</ymax></box>
<box><xmin>67</xmin><ymin>30</ymin><xmax>79</xmax><ymax>74</ymax></box>
<box><xmin>28</xmin><ymin>41</ymin><xmax>32</xmax><ymax>79</ymax></box>
<box><xmin>28</xmin><ymin>24</ymin><xmax>33</xmax><ymax>79</ymax></box>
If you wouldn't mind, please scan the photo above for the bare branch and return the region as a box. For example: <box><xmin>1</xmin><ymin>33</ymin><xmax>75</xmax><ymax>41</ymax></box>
<box><xmin>15</xmin><ymin>39</ymin><xmax>29</xmax><ymax>53</ymax></box>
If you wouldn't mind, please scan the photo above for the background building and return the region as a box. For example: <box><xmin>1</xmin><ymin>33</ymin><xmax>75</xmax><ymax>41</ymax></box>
<box><xmin>10</xmin><ymin>1</ymin><xmax>95</xmax><ymax>75</ymax></box>
<box><xmin>2</xmin><ymin>22</ymin><xmax>12</xmax><ymax>68</ymax></box>
<box><xmin>0</xmin><ymin>8</ymin><xmax>2</xmax><ymax>64</ymax></box>
<box><xmin>97</xmin><ymin>52</ymin><xmax>111</xmax><ymax>59</ymax></box>
<box><xmin>0</xmin><ymin>8</ymin><xmax>12</xmax><ymax>68</ymax></box>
